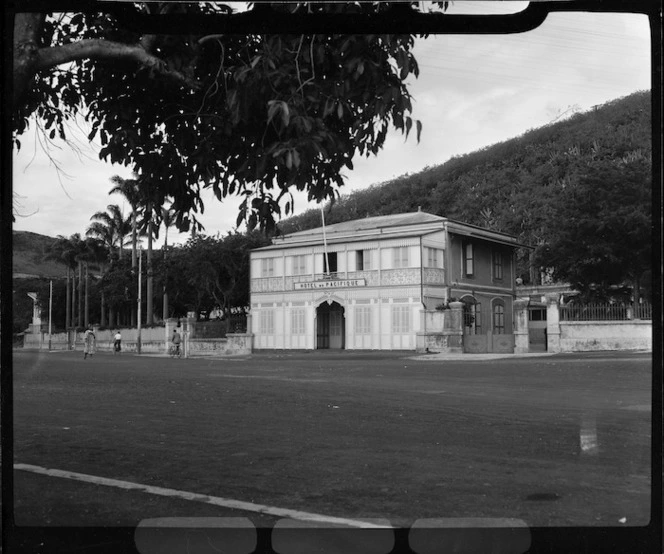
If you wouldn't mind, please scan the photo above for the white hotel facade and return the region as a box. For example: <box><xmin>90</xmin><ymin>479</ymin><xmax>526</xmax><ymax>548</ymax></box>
<box><xmin>249</xmin><ymin>211</ymin><xmax>521</xmax><ymax>350</ymax></box>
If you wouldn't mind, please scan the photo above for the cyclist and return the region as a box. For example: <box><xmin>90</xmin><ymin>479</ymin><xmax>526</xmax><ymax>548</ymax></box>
<box><xmin>171</xmin><ymin>329</ymin><xmax>182</xmax><ymax>357</ymax></box>
<box><xmin>113</xmin><ymin>330</ymin><xmax>122</xmax><ymax>354</ymax></box>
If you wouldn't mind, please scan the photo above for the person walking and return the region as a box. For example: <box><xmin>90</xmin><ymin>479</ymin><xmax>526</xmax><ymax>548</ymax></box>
<box><xmin>83</xmin><ymin>328</ymin><xmax>96</xmax><ymax>359</ymax></box>
<box><xmin>171</xmin><ymin>329</ymin><xmax>182</xmax><ymax>358</ymax></box>
<box><xmin>113</xmin><ymin>330</ymin><xmax>122</xmax><ymax>354</ymax></box>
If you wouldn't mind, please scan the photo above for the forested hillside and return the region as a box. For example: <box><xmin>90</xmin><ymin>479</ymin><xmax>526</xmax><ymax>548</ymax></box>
<box><xmin>12</xmin><ymin>230</ymin><xmax>67</xmax><ymax>278</ymax></box>
<box><xmin>277</xmin><ymin>91</ymin><xmax>652</xmax><ymax>299</ymax></box>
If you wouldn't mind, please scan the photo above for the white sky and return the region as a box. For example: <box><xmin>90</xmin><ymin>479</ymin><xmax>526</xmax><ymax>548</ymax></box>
<box><xmin>12</xmin><ymin>2</ymin><xmax>652</xmax><ymax>248</ymax></box>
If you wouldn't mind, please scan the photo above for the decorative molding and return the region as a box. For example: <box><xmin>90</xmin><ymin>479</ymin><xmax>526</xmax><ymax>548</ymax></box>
<box><xmin>380</xmin><ymin>268</ymin><xmax>420</xmax><ymax>286</ymax></box>
<box><xmin>423</xmin><ymin>268</ymin><xmax>446</xmax><ymax>285</ymax></box>
<box><xmin>313</xmin><ymin>294</ymin><xmax>345</xmax><ymax>307</ymax></box>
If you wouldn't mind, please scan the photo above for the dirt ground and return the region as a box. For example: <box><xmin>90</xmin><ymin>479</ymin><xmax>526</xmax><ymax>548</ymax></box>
<box><xmin>4</xmin><ymin>349</ymin><xmax>656</xmax><ymax>552</ymax></box>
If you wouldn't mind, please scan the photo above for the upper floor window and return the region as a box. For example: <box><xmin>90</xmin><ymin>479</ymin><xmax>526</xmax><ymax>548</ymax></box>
<box><xmin>261</xmin><ymin>258</ymin><xmax>275</xmax><ymax>277</ymax></box>
<box><xmin>425</xmin><ymin>247</ymin><xmax>444</xmax><ymax>269</ymax></box>
<box><xmin>291</xmin><ymin>255</ymin><xmax>307</xmax><ymax>275</ymax></box>
<box><xmin>393</xmin><ymin>247</ymin><xmax>410</xmax><ymax>269</ymax></box>
<box><xmin>356</xmin><ymin>250</ymin><xmax>372</xmax><ymax>271</ymax></box>
<box><xmin>492</xmin><ymin>250</ymin><xmax>504</xmax><ymax>280</ymax></box>
<box><xmin>323</xmin><ymin>252</ymin><xmax>338</xmax><ymax>274</ymax></box>
<box><xmin>463</xmin><ymin>241</ymin><xmax>474</xmax><ymax>277</ymax></box>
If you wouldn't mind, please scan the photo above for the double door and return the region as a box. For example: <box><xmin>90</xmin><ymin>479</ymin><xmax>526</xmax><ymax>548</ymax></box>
<box><xmin>316</xmin><ymin>302</ymin><xmax>345</xmax><ymax>349</ymax></box>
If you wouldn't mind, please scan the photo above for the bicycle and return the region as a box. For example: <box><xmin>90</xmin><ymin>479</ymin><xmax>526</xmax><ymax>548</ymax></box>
<box><xmin>168</xmin><ymin>344</ymin><xmax>182</xmax><ymax>358</ymax></box>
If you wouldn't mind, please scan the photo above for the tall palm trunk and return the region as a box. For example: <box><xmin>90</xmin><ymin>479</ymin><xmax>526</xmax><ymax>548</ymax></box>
<box><xmin>71</xmin><ymin>269</ymin><xmax>76</xmax><ymax>327</ymax></box>
<box><xmin>132</xmin><ymin>212</ymin><xmax>137</xmax><ymax>267</ymax></box>
<box><xmin>77</xmin><ymin>261</ymin><xmax>83</xmax><ymax>328</ymax></box>
<box><xmin>162</xmin><ymin>221</ymin><xmax>169</xmax><ymax>321</ymax></box>
<box><xmin>131</xmin><ymin>211</ymin><xmax>137</xmax><ymax>327</ymax></box>
<box><xmin>84</xmin><ymin>262</ymin><xmax>89</xmax><ymax>328</ymax></box>
<box><xmin>99</xmin><ymin>262</ymin><xmax>106</xmax><ymax>327</ymax></box>
<box><xmin>162</xmin><ymin>252</ymin><xmax>168</xmax><ymax>320</ymax></box>
<box><xmin>65</xmin><ymin>268</ymin><xmax>71</xmax><ymax>328</ymax></box>
<box><xmin>147</xmin><ymin>209</ymin><xmax>153</xmax><ymax>325</ymax></box>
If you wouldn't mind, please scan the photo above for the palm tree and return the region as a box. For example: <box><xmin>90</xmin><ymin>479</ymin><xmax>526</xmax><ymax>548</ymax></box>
<box><xmin>47</xmin><ymin>234</ymin><xmax>88</xmax><ymax>328</ymax></box>
<box><xmin>110</xmin><ymin>175</ymin><xmax>141</xmax><ymax>325</ymax></box>
<box><xmin>88</xmin><ymin>204</ymin><xmax>131</xmax><ymax>261</ymax></box>
<box><xmin>48</xmin><ymin>235</ymin><xmax>79</xmax><ymax>329</ymax></box>
<box><xmin>134</xmin><ymin>183</ymin><xmax>171</xmax><ymax>326</ymax></box>
<box><xmin>110</xmin><ymin>175</ymin><xmax>141</xmax><ymax>265</ymax></box>
<box><xmin>138</xmin><ymin>202</ymin><xmax>156</xmax><ymax>326</ymax></box>
<box><xmin>84</xmin><ymin>237</ymin><xmax>110</xmax><ymax>326</ymax></box>
<box><xmin>69</xmin><ymin>234</ymin><xmax>92</xmax><ymax>329</ymax></box>
<box><xmin>87</xmin><ymin>204</ymin><xmax>132</xmax><ymax>326</ymax></box>
<box><xmin>158</xmin><ymin>205</ymin><xmax>176</xmax><ymax>320</ymax></box>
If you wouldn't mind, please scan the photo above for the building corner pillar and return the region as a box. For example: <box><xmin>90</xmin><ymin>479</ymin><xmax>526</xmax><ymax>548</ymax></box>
<box><xmin>513</xmin><ymin>299</ymin><xmax>530</xmax><ymax>354</ymax></box>
<box><xmin>545</xmin><ymin>293</ymin><xmax>561</xmax><ymax>353</ymax></box>
<box><xmin>448</xmin><ymin>301</ymin><xmax>464</xmax><ymax>353</ymax></box>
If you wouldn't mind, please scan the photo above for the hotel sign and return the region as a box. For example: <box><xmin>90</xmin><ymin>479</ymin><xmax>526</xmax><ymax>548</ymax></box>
<box><xmin>294</xmin><ymin>279</ymin><xmax>366</xmax><ymax>290</ymax></box>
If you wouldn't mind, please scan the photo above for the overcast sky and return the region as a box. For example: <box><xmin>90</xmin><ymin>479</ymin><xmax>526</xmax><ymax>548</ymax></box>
<box><xmin>12</xmin><ymin>2</ymin><xmax>651</xmax><ymax>248</ymax></box>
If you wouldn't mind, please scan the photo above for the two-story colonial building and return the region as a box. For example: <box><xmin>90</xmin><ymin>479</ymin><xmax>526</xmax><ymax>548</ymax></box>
<box><xmin>249</xmin><ymin>210</ymin><xmax>522</xmax><ymax>351</ymax></box>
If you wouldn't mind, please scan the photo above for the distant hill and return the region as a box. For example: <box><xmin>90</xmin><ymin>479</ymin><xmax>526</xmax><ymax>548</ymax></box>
<box><xmin>12</xmin><ymin>230</ymin><xmax>68</xmax><ymax>279</ymax></box>
<box><xmin>277</xmin><ymin>91</ymin><xmax>650</xmax><ymax>236</ymax></box>
<box><xmin>276</xmin><ymin>90</ymin><xmax>651</xmax><ymax>284</ymax></box>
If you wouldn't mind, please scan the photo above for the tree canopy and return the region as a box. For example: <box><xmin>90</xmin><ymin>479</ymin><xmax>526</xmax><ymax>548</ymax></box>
<box><xmin>12</xmin><ymin>3</ymin><xmax>442</xmax><ymax>233</ymax></box>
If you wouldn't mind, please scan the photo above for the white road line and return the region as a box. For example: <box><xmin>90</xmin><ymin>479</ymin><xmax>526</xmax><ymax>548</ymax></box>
<box><xmin>14</xmin><ymin>463</ymin><xmax>389</xmax><ymax>529</ymax></box>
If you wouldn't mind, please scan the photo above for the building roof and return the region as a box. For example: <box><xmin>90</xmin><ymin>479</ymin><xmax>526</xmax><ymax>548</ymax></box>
<box><xmin>283</xmin><ymin>211</ymin><xmax>445</xmax><ymax>238</ymax></box>
<box><xmin>254</xmin><ymin>210</ymin><xmax>526</xmax><ymax>251</ymax></box>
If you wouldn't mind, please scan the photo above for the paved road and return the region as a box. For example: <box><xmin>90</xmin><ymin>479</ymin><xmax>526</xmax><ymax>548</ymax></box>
<box><xmin>10</xmin><ymin>349</ymin><xmax>652</xmax><ymax>531</ymax></box>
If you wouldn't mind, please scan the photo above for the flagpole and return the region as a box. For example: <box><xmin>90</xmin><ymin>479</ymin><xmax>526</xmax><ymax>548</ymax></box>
<box><xmin>320</xmin><ymin>205</ymin><xmax>330</xmax><ymax>277</ymax></box>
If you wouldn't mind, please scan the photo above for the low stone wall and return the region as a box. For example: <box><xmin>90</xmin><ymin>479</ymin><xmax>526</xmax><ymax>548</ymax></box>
<box><xmin>101</xmin><ymin>340</ymin><xmax>165</xmax><ymax>354</ymax></box>
<box><xmin>559</xmin><ymin>321</ymin><xmax>652</xmax><ymax>352</ymax></box>
<box><xmin>187</xmin><ymin>334</ymin><xmax>252</xmax><ymax>357</ymax></box>
<box><xmin>23</xmin><ymin>331</ymin><xmax>70</xmax><ymax>351</ymax></box>
<box><xmin>416</xmin><ymin>305</ymin><xmax>464</xmax><ymax>353</ymax></box>
<box><xmin>416</xmin><ymin>332</ymin><xmax>463</xmax><ymax>354</ymax></box>
<box><xmin>22</xmin><ymin>327</ymin><xmax>253</xmax><ymax>357</ymax></box>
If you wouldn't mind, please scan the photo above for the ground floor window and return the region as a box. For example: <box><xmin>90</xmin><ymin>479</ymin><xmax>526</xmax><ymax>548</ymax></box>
<box><xmin>291</xmin><ymin>308</ymin><xmax>305</xmax><ymax>335</ymax></box>
<box><xmin>493</xmin><ymin>303</ymin><xmax>505</xmax><ymax>334</ymax></box>
<box><xmin>355</xmin><ymin>306</ymin><xmax>372</xmax><ymax>334</ymax></box>
<box><xmin>392</xmin><ymin>305</ymin><xmax>411</xmax><ymax>334</ymax></box>
<box><xmin>260</xmin><ymin>310</ymin><xmax>274</xmax><ymax>334</ymax></box>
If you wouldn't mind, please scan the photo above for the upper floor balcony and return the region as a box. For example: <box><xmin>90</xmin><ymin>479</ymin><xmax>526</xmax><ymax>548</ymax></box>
<box><xmin>251</xmin><ymin>267</ymin><xmax>447</xmax><ymax>293</ymax></box>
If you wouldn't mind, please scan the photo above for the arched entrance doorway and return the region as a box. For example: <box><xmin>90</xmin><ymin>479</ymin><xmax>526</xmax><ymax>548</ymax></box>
<box><xmin>316</xmin><ymin>301</ymin><xmax>345</xmax><ymax>349</ymax></box>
